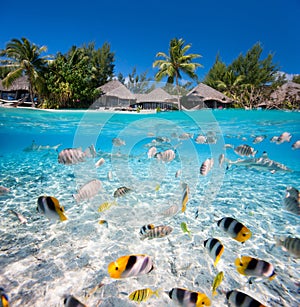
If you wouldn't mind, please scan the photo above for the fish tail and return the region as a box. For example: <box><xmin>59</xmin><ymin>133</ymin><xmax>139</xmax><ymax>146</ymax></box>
<box><xmin>59</xmin><ymin>213</ymin><xmax>68</xmax><ymax>221</ymax></box>
<box><xmin>212</xmin><ymin>290</ymin><xmax>217</xmax><ymax>296</ymax></box>
<box><xmin>153</xmin><ymin>288</ymin><xmax>161</xmax><ymax>298</ymax></box>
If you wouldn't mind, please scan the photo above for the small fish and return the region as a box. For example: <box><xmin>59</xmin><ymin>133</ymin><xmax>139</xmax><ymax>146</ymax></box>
<box><xmin>113</xmin><ymin>186</ymin><xmax>132</xmax><ymax>198</ymax></box>
<box><xmin>161</xmin><ymin>204</ymin><xmax>179</xmax><ymax>217</ymax></box>
<box><xmin>0</xmin><ymin>287</ymin><xmax>10</xmax><ymax>307</ymax></box>
<box><xmin>37</xmin><ymin>196</ymin><xmax>67</xmax><ymax>221</ymax></box>
<box><xmin>95</xmin><ymin>157</ymin><xmax>105</xmax><ymax>168</ymax></box>
<box><xmin>64</xmin><ymin>295</ymin><xmax>86</xmax><ymax>307</ymax></box>
<box><xmin>155</xmin><ymin>184</ymin><xmax>160</xmax><ymax>192</ymax></box>
<box><xmin>284</xmin><ymin>186</ymin><xmax>300</xmax><ymax>215</ymax></box>
<box><xmin>226</xmin><ymin>290</ymin><xmax>267</xmax><ymax>307</ymax></box>
<box><xmin>168</xmin><ymin>288</ymin><xmax>211</xmax><ymax>306</ymax></box>
<box><xmin>200</xmin><ymin>158</ymin><xmax>214</xmax><ymax>175</ymax></box>
<box><xmin>212</xmin><ymin>271</ymin><xmax>224</xmax><ymax>296</ymax></box>
<box><xmin>195</xmin><ymin>134</ymin><xmax>207</xmax><ymax>144</ymax></box>
<box><xmin>181</xmin><ymin>183</ymin><xmax>189</xmax><ymax>212</ymax></box>
<box><xmin>139</xmin><ymin>224</ymin><xmax>155</xmax><ymax>235</ymax></box>
<box><xmin>23</xmin><ymin>140</ymin><xmax>61</xmax><ymax>152</ymax></box>
<box><xmin>147</xmin><ymin>146</ymin><xmax>157</xmax><ymax>158</ymax></box>
<box><xmin>178</xmin><ymin>133</ymin><xmax>193</xmax><ymax>140</ymax></box>
<box><xmin>155</xmin><ymin>149</ymin><xmax>175</xmax><ymax>162</ymax></box>
<box><xmin>99</xmin><ymin>219</ymin><xmax>108</xmax><ymax>227</ymax></box>
<box><xmin>224</xmin><ymin>144</ymin><xmax>234</xmax><ymax>149</ymax></box>
<box><xmin>0</xmin><ymin>186</ymin><xmax>10</xmax><ymax>195</ymax></box>
<box><xmin>107</xmin><ymin>171</ymin><xmax>113</xmax><ymax>181</ymax></box>
<box><xmin>270</xmin><ymin>136</ymin><xmax>279</xmax><ymax>143</ymax></box>
<box><xmin>292</xmin><ymin>140</ymin><xmax>300</xmax><ymax>149</ymax></box>
<box><xmin>253</xmin><ymin>135</ymin><xmax>266</xmax><ymax>144</ymax></box>
<box><xmin>234</xmin><ymin>256</ymin><xmax>276</xmax><ymax>280</ymax></box>
<box><xmin>84</xmin><ymin>144</ymin><xmax>97</xmax><ymax>158</ymax></box>
<box><xmin>9</xmin><ymin>210</ymin><xmax>27</xmax><ymax>224</ymax></box>
<box><xmin>181</xmin><ymin>222</ymin><xmax>192</xmax><ymax>238</ymax></box>
<box><xmin>175</xmin><ymin>169</ymin><xmax>181</xmax><ymax>178</ymax></box>
<box><xmin>274</xmin><ymin>236</ymin><xmax>300</xmax><ymax>258</ymax></box>
<box><xmin>217</xmin><ymin>217</ymin><xmax>251</xmax><ymax>243</ymax></box>
<box><xmin>112</xmin><ymin>137</ymin><xmax>126</xmax><ymax>146</ymax></box>
<box><xmin>218</xmin><ymin>154</ymin><xmax>225</xmax><ymax>167</ymax></box>
<box><xmin>73</xmin><ymin>179</ymin><xmax>102</xmax><ymax>202</ymax></box>
<box><xmin>140</xmin><ymin>225</ymin><xmax>173</xmax><ymax>240</ymax></box>
<box><xmin>107</xmin><ymin>254</ymin><xmax>154</xmax><ymax>278</ymax></box>
<box><xmin>204</xmin><ymin>238</ymin><xmax>224</xmax><ymax>267</ymax></box>
<box><xmin>98</xmin><ymin>201</ymin><xmax>117</xmax><ymax>212</ymax></box>
<box><xmin>276</xmin><ymin>132</ymin><xmax>292</xmax><ymax>144</ymax></box>
<box><xmin>234</xmin><ymin>144</ymin><xmax>257</xmax><ymax>157</ymax></box>
<box><xmin>285</xmin><ymin>186</ymin><xmax>299</xmax><ymax>199</ymax></box>
<box><xmin>128</xmin><ymin>288</ymin><xmax>160</xmax><ymax>303</ymax></box>
<box><xmin>58</xmin><ymin>148</ymin><xmax>86</xmax><ymax>165</ymax></box>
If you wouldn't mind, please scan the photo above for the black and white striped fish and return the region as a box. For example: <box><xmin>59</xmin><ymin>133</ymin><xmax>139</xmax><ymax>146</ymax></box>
<box><xmin>234</xmin><ymin>144</ymin><xmax>257</xmax><ymax>157</ymax></box>
<box><xmin>113</xmin><ymin>186</ymin><xmax>132</xmax><ymax>198</ymax></box>
<box><xmin>275</xmin><ymin>236</ymin><xmax>300</xmax><ymax>258</ymax></box>
<box><xmin>204</xmin><ymin>238</ymin><xmax>224</xmax><ymax>267</ymax></box>
<box><xmin>64</xmin><ymin>294</ymin><xmax>86</xmax><ymax>307</ymax></box>
<box><xmin>168</xmin><ymin>288</ymin><xmax>211</xmax><ymax>306</ymax></box>
<box><xmin>226</xmin><ymin>290</ymin><xmax>266</xmax><ymax>307</ymax></box>
<box><xmin>140</xmin><ymin>225</ymin><xmax>173</xmax><ymax>240</ymax></box>
<box><xmin>139</xmin><ymin>224</ymin><xmax>155</xmax><ymax>235</ymax></box>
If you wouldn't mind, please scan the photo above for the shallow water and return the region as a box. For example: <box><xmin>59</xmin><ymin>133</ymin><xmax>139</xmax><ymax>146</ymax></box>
<box><xmin>0</xmin><ymin>107</ymin><xmax>299</xmax><ymax>306</ymax></box>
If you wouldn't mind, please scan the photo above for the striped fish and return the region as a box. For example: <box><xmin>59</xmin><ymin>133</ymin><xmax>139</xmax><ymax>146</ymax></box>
<box><xmin>275</xmin><ymin>236</ymin><xmax>300</xmax><ymax>258</ymax></box>
<box><xmin>284</xmin><ymin>186</ymin><xmax>300</xmax><ymax>215</ymax></box>
<box><xmin>226</xmin><ymin>290</ymin><xmax>266</xmax><ymax>307</ymax></box>
<box><xmin>161</xmin><ymin>204</ymin><xmax>179</xmax><ymax>217</ymax></box>
<box><xmin>58</xmin><ymin>148</ymin><xmax>86</xmax><ymax>165</ymax></box>
<box><xmin>128</xmin><ymin>288</ymin><xmax>160</xmax><ymax>303</ymax></box>
<box><xmin>139</xmin><ymin>224</ymin><xmax>155</xmax><ymax>235</ymax></box>
<box><xmin>234</xmin><ymin>256</ymin><xmax>276</xmax><ymax>280</ymax></box>
<box><xmin>140</xmin><ymin>225</ymin><xmax>173</xmax><ymax>240</ymax></box>
<box><xmin>168</xmin><ymin>288</ymin><xmax>211</xmax><ymax>306</ymax></box>
<box><xmin>73</xmin><ymin>179</ymin><xmax>102</xmax><ymax>202</ymax></box>
<box><xmin>181</xmin><ymin>183</ymin><xmax>189</xmax><ymax>212</ymax></box>
<box><xmin>200</xmin><ymin>158</ymin><xmax>214</xmax><ymax>175</ymax></box>
<box><xmin>204</xmin><ymin>238</ymin><xmax>224</xmax><ymax>267</ymax></box>
<box><xmin>234</xmin><ymin>144</ymin><xmax>257</xmax><ymax>157</ymax></box>
<box><xmin>64</xmin><ymin>295</ymin><xmax>86</xmax><ymax>307</ymax></box>
<box><xmin>113</xmin><ymin>186</ymin><xmax>132</xmax><ymax>198</ymax></box>
<box><xmin>108</xmin><ymin>254</ymin><xmax>154</xmax><ymax>278</ymax></box>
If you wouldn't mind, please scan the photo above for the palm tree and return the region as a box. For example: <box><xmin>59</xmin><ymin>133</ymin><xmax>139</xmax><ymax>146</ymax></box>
<box><xmin>0</xmin><ymin>37</ymin><xmax>48</xmax><ymax>106</ymax></box>
<box><xmin>153</xmin><ymin>38</ymin><xmax>202</xmax><ymax>110</ymax></box>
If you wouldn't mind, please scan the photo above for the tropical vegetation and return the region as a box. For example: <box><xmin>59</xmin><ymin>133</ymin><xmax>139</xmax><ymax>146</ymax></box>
<box><xmin>0</xmin><ymin>37</ymin><xmax>299</xmax><ymax>109</ymax></box>
<box><xmin>153</xmin><ymin>38</ymin><xmax>202</xmax><ymax>109</ymax></box>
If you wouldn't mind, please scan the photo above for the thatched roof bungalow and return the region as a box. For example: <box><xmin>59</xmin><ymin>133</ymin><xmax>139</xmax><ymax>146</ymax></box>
<box><xmin>93</xmin><ymin>80</ymin><xmax>136</xmax><ymax>109</ymax></box>
<box><xmin>181</xmin><ymin>83</ymin><xmax>232</xmax><ymax>109</ymax></box>
<box><xmin>134</xmin><ymin>88</ymin><xmax>178</xmax><ymax>110</ymax></box>
<box><xmin>268</xmin><ymin>82</ymin><xmax>300</xmax><ymax>109</ymax></box>
<box><xmin>0</xmin><ymin>76</ymin><xmax>30</xmax><ymax>102</ymax></box>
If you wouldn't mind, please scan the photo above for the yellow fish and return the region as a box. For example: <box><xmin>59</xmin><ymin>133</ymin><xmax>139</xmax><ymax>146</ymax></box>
<box><xmin>212</xmin><ymin>271</ymin><xmax>224</xmax><ymax>296</ymax></box>
<box><xmin>108</xmin><ymin>254</ymin><xmax>154</xmax><ymax>279</ymax></box>
<box><xmin>128</xmin><ymin>288</ymin><xmax>160</xmax><ymax>303</ymax></box>
<box><xmin>180</xmin><ymin>222</ymin><xmax>192</xmax><ymax>238</ymax></box>
<box><xmin>37</xmin><ymin>196</ymin><xmax>67</xmax><ymax>221</ymax></box>
<box><xmin>168</xmin><ymin>288</ymin><xmax>211</xmax><ymax>306</ymax></box>
<box><xmin>99</xmin><ymin>220</ymin><xmax>108</xmax><ymax>227</ymax></box>
<box><xmin>155</xmin><ymin>184</ymin><xmax>160</xmax><ymax>192</ymax></box>
<box><xmin>0</xmin><ymin>287</ymin><xmax>10</xmax><ymax>307</ymax></box>
<box><xmin>98</xmin><ymin>201</ymin><xmax>116</xmax><ymax>212</ymax></box>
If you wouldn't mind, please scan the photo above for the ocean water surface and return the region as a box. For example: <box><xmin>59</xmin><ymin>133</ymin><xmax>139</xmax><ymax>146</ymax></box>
<box><xmin>0</xmin><ymin>107</ymin><xmax>299</xmax><ymax>306</ymax></box>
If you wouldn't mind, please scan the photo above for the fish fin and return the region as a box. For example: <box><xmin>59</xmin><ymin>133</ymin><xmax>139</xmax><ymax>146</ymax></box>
<box><xmin>212</xmin><ymin>290</ymin><xmax>217</xmax><ymax>296</ymax></box>
<box><xmin>59</xmin><ymin>213</ymin><xmax>68</xmax><ymax>221</ymax></box>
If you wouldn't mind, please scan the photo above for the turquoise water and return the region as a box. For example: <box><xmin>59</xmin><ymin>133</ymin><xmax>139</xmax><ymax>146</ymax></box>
<box><xmin>0</xmin><ymin>107</ymin><xmax>299</xmax><ymax>306</ymax></box>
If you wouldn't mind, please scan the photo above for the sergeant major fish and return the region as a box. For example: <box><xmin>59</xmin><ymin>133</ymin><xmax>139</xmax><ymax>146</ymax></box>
<box><xmin>274</xmin><ymin>236</ymin><xmax>300</xmax><ymax>258</ymax></box>
<box><xmin>200</xmin><ymin>158</ymin><xmax>214</xmax><ymax>176</ymax></box>
<box><xmin>108</xmin><ymin>254</ymin><xmax>154</xmax><ymax>278</ymax></box>
<box><xmin>73</xmin><ymin>179</ymin><xmax>102</xmax><ymax>202</ymax></box>
<box><xmin>234</xmin><ymin>144</ymin><xmax>257</xmax><ymax>157</ymax></box>
<box><xmin>139</xmin><ymin>224</ymin><xmax>155</xmax><ymax>235</ymax></box>
<box><xmin>113</xmin><ymin>186</ymin><xmax>132</xmax><ymax>198</ymax></box>
<box><xmin>37</xmin><ymin>196</ymin><xmax>67</xmax><ymax>221</ymax></box>
<box><xmin>140</xmin><ymin>225</ymin><xmax>173</xmax><ymax>240</ymax></box>
<box><xmin>129</xmin><ymin>288</ymin><xmax>160</xmax><ymax>303</ymax></box>
<box><xmin>276</xmin><ymin>132</ymin><xmax>292</xmax><ymax>144</ymax></box>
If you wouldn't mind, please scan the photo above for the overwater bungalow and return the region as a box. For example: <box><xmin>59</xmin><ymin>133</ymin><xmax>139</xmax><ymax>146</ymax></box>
<box><xmin>182</xmin><ymin>83</ymin><xmax>232</xmax><ymax>109</ymax></box>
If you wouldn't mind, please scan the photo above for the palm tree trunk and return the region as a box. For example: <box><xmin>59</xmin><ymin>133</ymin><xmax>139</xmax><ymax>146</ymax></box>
<box><xmin>175</xmin><ymin>74</ymin><xmax>181</xmax><ymax>110</ymax></box>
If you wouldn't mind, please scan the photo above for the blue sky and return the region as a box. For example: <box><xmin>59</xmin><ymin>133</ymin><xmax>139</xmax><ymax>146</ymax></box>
<box><xmin>1</xmin><ymin>0</ymin><xmax>299</xmax><ymax>81</ymax></box>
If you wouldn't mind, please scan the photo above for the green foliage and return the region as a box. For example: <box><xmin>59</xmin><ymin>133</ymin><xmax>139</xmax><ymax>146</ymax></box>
<box><xmin>292</xmin><ymin>75</ymin><xmax>300</xmax><ymax>84</ymax></box>
<box><xmin>125</xmin><ymin>67</ymin><xmax>155</xmax><ymax>94</ymax></box>
<box><xmin>153</xmin><ymin>38</ymin><xmax>202</xmax><ymax>109</ymax></box>
<box><xmin>204</xmin><ymin>43</ymin><xmax>281</xmax><ymax>109</ymax></box>
<box><xmin>0</xmin><ymin>37</ymin><xmax>49</xmax><ymax>105</ymax></box>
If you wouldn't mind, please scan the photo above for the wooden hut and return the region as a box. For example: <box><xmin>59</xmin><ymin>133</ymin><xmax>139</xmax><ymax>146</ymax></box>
<box><xmin>134</xmin><ymin>88</ymin><xmax>178</xmax><ymax>110</ymax></box>
<box><xmin>181</xmin><ymin>83</ymin><xmax>232</xmax><ymax>109</ymax></box>
<box><xmin>93</xmin><ymin>80</ymin><xmax>136</xmax><ymax>109</ymax></box>
<box><xmin>0</xmin><ymin>76</ymin><xmax>30</xmax><ymax>103</ymax></box>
